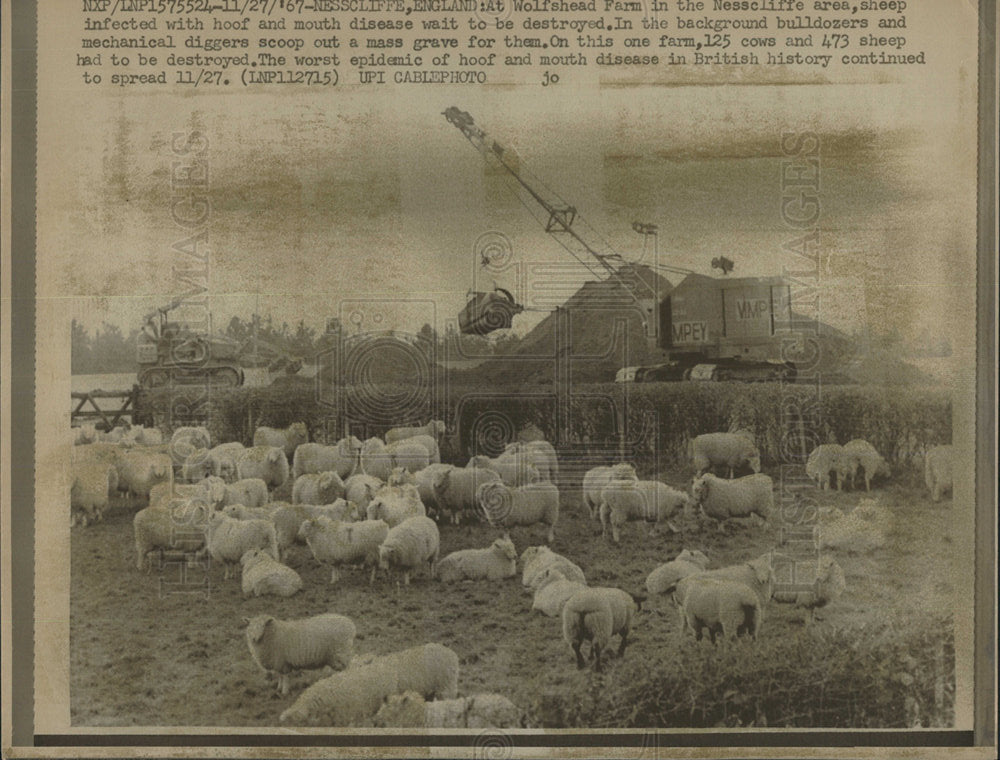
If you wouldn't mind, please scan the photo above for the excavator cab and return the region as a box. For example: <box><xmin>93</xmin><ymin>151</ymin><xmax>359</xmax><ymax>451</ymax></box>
<box><xmin>458</xmin><ymin>287</ymin><xmax>524</xmax><ymax>336</ymax></box>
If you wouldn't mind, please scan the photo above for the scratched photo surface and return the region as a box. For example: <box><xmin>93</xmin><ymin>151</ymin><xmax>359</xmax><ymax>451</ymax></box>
<box><xmin>34</xmin><ymin>3</ymin><xmax>979</xmax><ymax>735</ymax></box>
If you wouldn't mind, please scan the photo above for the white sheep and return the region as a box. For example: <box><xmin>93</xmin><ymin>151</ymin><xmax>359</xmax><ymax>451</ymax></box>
<box><xmin>366</xmin><ymin>483</ymin><xmax>427</xmax><ymax>528</ymax></box>
<box><xmin>691</xmin><ymin>473</ymin><xmax>774</xmax><ymax>529</ymax></box>
<box><xmin>73</xmin><ymin>424</ymin><xmax>98</xmax><ymax>445</ymax></box>
<box><xmin>599</xmin><ymin>479</ymin><xmax>690</xmax><ymax>543</ymax></box>
<box><xmin>207</xmin><ymin>442</ymin><xmax>245</xmax><ymax>482</ymax></box>
<box><xmin>71</xmin><ymin>460</ymin><xmax>118</xmax><ymax>526</ymax></box>
<box><xmin>180</xmin><ymin>449</ymin><xmax>215</xmax><ymax>483</ymax></box>
<box><xmin>221</xmin><ymin>503</ymin><xmax>281</xmax><ymax>521</ymax></box>
<box><xmin>468</xmin><ymin>453</ymin><xmax>540</xmax><ymax>487</ymax></box>
<box><xmin>771</xmin><ymin>554</ymin><xmax>846</xmax><ymax>623</ymax></box>
<box><xmin>385</xmin><ymin>420</ymin><xmax>446</xmax><ymax>445</ymax></box>
<box><xmin>582</xmin><ymin>463</ymin><xmax>638</xmax><ymax>520</ymax></box>
<box><xmin>133</xmin><ymin>500</ymin><xmax>211</xmax><ymax>572</ymax></box>
<box><xmin>126</xmin><ymin>425</ymin><xmax>163</xmax><ymax>446</ymax></box>
<box><xmin>520</xmin><ymin>545</ymin><xmax>586</xmax><ymax>591</ymax></box>
<box><xmin>412</xmin><ymin>464</ymin><xmax>453</xmax><ymax>516</ymax></box>
<box><xmin>235</xmin><ymin>446</ymin><xmax>290</xmax><ymax>490</ymax></box>
<box><xmin>270</xmin><ymin>502</ymin><xmax>358</xmax><ymax>556</ymax></box>
<box><xmin>817</xmin><ymin>499</ymin><xmax>890</xmax><ymax>553</ymax></box>
<box><xmin>806</xmin><ymin>444</ymin><xmax>845</xmax><ymax>491</ymax></box>
<box><xmin>502</xmin><ymin>440</ymin><xmax>559</xmax><ymax>482</ymax></box>
<box><xmin>690</xmin><ymin>432</ymin><xmax>761</xmax><ymax>478</ymax></box>
<box><xmin>678</xmin><ymin>577</ymin><xmax>763</xmax><ymax>642</ymax></box>
<box><xmin>253</xmin><ymin>422</ymin><xmax>309</xmax><ymax>461</ymax></box>
<box><xmin>386</xmin><ymin>466</ymin><xmax>417</xmax><ymax>487</ymax></box>
<box><xmin>361</xmin><ymin>439</ymin><xmax>430</xmax><ymax>480</ymax></box>
<box><xmin>645</xmin><ymin>549</ymin><xmax>711</xmax><ymax>596</ymax></box>
<box><xmin>561</xmin><ymin>587</ymin><xmax>643</xmax><ymax>671</ymax></box>
<box><xmin>924</xmin><ymin>444</ymin><xmax>953</xmax><ymax>502</ymax></box>
<box><xmin>431</xmin><ymin>466</ymin><xmax>501</xmax><ymax>525</ymax></box>
<box><xmin>531</xmin><ymin>567</ymin><xmax>587</xmax><ymax>617</ymax></box>
<box><xmin>217</xmin><ymin>477</ymin><xmax>271</xmax><ymax>509</ymax></box>
<box><xmin>149</xmin><ymin>478</ymin><xmax>226</xmax><ymax>511</ymax></box>
<box><xmin>301</xmin><ymin>516</ymin><xmax>390</xmax><ymax>583</ymax></box>
<box><xmin>240</xmin><ymin>547</ymin><xmax>303</xmax><ymax>598</ymax></box>
<box><xmin>377</xmin><ymin>515</ymin><xmax>440</xmax><ymax>586</ymax></box>
<box><xmin>436</xmin><ymin>536</ymin><xmax>518</xmax><ymax>583</ymax></box>
<box><xmin>278</xmin><ymin>642</ymin><xmax>459</xmax><ymax>726</ymax></box>
<box><xmin>168</xmin><ymin>426</ymin><xmax>211</xmax><ymax>466</ymax></box>
<box><xmin>116</xmin><ymin>449</ymin><xmax>173</xmax><ymax>502</ymax></box>
<box><xmin>344</xmin><ymin>473</ymin><xmax>385</xmax><ymax>512</ymax></box>
<box><xmin>205</xmin><ymin>512</ymin><xmax>279</xmax><ymax>580</ymax></box>
<box><xmin>292</xmin><ymin>437</ymin><xmax>362</xmax><ymax>480</ymax></box>
<box><xmin>243</xmin><ymin>613</ymin><xmax>355</xmax><ymax>696</ymax></box>
<box><xmin>292</xmin><ymin>471</ymin><xmax>346</xmax><ymax>506</ymax></box>
<box><xmin>401</xmin><ymin>433</ymin><xmax>441</xmax><ymax>465</ymax></box>
<box><xmin>476</xmin><ymin>481</ymin><xmax>559</xmax><ymax>544</ymax></box>
<box><xmin>838</xmin><ymin>439</ymin><xmax>891</xmax><ymax>492</ymax></box>
<box><xmin>373</xmin><ymin>691</ymin><xmax>523</xmax><ymax>729</ymax></box>
<box><xmin>674</xmin><ymin>552</ymin><xmax>775</xmax><ymax>610</ymax></box>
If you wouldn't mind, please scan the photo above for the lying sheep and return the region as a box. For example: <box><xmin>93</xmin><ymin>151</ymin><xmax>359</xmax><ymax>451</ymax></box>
<box><xmin>645</xmin><ymin>549</ymin><xmax>711</xmax><ymax>596</ymax></box>
<box><xmin>240</xmin><ymin>547</ymin><xmax>303</xmax><ymax>598</ymax></box>
<box><xmin>385</xmin><ymin>420</ymin><xmax>446</xmax><ymax>446</ymax></box>
<box><xmin>301</xmin><ymin>516</ymin><xmax>390</xmax><ymax>583</ymax></box>
<box><xmin>218</xmin><ymin>477</ymin><xmax>270</xmax><ymax>509</ymax></box>
<box><xmin>127</xmin><ymin>425</ymin><xmax>163</xmax><ymax>446</ymax></box>
<box><xmin>476</xmin><ymin>481</ymin><xmax>559</xmax><ymax>544</ymax></box>
<box><xmin>817</xmin><ymin>499</ymin><xmax>891</xmax><ymax>553</ymax></box>
<box><xmin>133</xmin><ymin>500</ymin><xmax>211</xmax><ymax>572</ymax></box>
<box><xmin>838</xmin><ymin>439</ymin><xmax>891</xmax><ymax>492</ymax></box>
<box><xmin>520</xmin><ymin>546</ymin><xmax>586</xmax><ymax>591</ymax></box>
<box><xmin>674</xmin><ymin>552</ymin><xmax>775</xmax><ymax>610</ymax></box>
<box><xmin>116</xmin><ymin>449</ymin><xmax>172</xmax><ymax>502</ymax></box>
<box><xmin>690</xmin><ymin>432</ymin><xmax>761</xmax><ymax>478</ymax></box>
<box><xmin>600</xmin><ymin>479</ymin><xmax>689</xmax><ymax>543</ymax></box>
<box><xmin>924</xmin><ymin>444</ymin><xmax>954</xmax><ymax>502</ymax></box>
<box><xmin>412</xmin><ymin>464</ymin><xmax>454</xmax><ymax>516</ymax></box>
<box><xmin>344</xmin><ymin>473</ymin><xmax>384</xmax><ymax>512</ymax></box>
<box><xmin>270</xmin><ymin>502</ymin><xmax>358</xmax><ymax>556</ymax></box>
<box><xmin>254</xmin><ymin>422</ymin><xmax>309</xmax><ymax>461</ymax></box>
<box><xmin>561</xmin><ymin>587</ymin><xmax>643</xmax><ymax>671</ymax></box>
<box><xmin>436</xmin><ymin>536</ymin><xmax>518</xmax><ymax>583</ymax></box>
<box><xmin>771</xmin><ymin>554</ymin><xmax>846</xmax><ymax>623</ymax></box>
<box><xmin>678</xmin><ymin>577</ymin><xmax>762</xmax><ymax>642</ymax></box>
<box><xmin>691</xmin><ymin>473</ymin><xmax>774</xmax><ymax>529</ymax></box>
<box><xmin>582</xmin><ymin>463</ymin><xmax>638</xmax><ymax>520</ymax></box>
<box><xmin>377</xmin><ymin>515</ymin><xmax>440</xmax><ymax>586</ymax></box>
<box><xmin>236</xmin><ymin>446</ymin><xmax>289</xmax><ymax>490</ymax></box>
<box><xmin>243</xmin><ymin>613</ymin><xmax>355</xmax><ymax>696</ymax></box>
<box><xmin>168</xmin><ymin>426</ymin><xmax>211</xmax><ymax>466</ymax></box>
<box><xmin>71</xmin><ymin>460</ymin><xmax>118</xmax><ymax>526</ymax></box>
<box><xmin>502</xmin><ymin>440</ymin><xmax>558</xmax><ymax>483</ymax></box>
<box><xmin>205</xmin><ymin>512</ymin><xmax>279</xmax><ymax>580</ymax></box>
<box><xmin>366</xmin><ymin>483</ymin><xmax>426</xmax><ymax>528</ymax></box>
<box><xmin>292</xmin><ymin>437</ymin><xmax>362</xmax><ymax>480</ymax></box>
<box><xmin>468</xmin><ymin>453</ymin><xmax>540</xmax><ymax>488</ymax></box>
<box><xmin>292</xmin><ymin>471</ymin><xmax>346</xmax><ymax>506</ymax></box>
<box><xmin>373</xmin><ymin>691</ymin><xmax>523</xmax><ymax>729</ymax></box>
<box><xmin>531</xmin><ymin>567</ymin><xmax>587</xmax><ymax>618</ymax></box>
<box><xmin>278</xmin><ymin>642</ymin><xmax>458</xmax><ymax>726</ymax></box>
<box><xmin>806</xmin><ymin>444</ymin><xmax>845</xmax><ymax>491</ymax></box>
<box><xmin>432</xmin><ymin>467</ymin><xmax>501</xmax><ymax>525</ymax></box>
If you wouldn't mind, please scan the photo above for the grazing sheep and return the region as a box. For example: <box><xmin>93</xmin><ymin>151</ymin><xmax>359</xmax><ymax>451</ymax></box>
<box><xmin>366</xmin><ymin>483</ymin><xmax>426</xmax><ymax>528</ymax></box>
<box><xmin>435</xmin><ymin>536</ymin><xmax>518</xmax><ymax>583</ymax></box>
<box><xmin>344</xmin><ymin>473</ymin><xmax>384</xmax><ymax>512</ymax></box>
<box><xmin>236</xmin><ymin>446</ymin><xmax>290</xmax><ymax>490</ymax></box>
<box><xmin>468</xmin><ymin>453</ymin><xmax>540</xmax><ymax>488</ymax></box>
<box><xmin>149</xmin><ymin>478</ymin><xmax>226</xmax><ymax>511</ymax></box>
<box><xmin>373</xmin><ymin>691</ymin><xmax>523</xmax><ymax>729</ymax></box>
<box><xmin>292</xmin><ymin>437</ymin><xmax>362</xmax><ymax>480</ymax></box>
<box><xmin>691</xmin><ymin>473</ymin><xmax>774</xmax><ymax>529</ymax></box>
<box><xmin>243</xmin><ymin>613</ymin><xmax>356</xmax><ymax>696</ymax></box>
<box><xmin>278</xmin><ymin>642</ymin><xmax>459</xmax><ymax>726</ymax></box>
<box><xmin>116</xmin><ymin>450</ymin><xmax>173</xmax><ymax>502</ymax></box>
<box><xmin>531</xmin><ymin>567</ymin><xmax>587</xmax><ymax>618</ymax></box>
<box><xmin>385</xmin><ymin>420</ymin><xmax>446</xmax><ymax>445</ymax></box>
<box><xmin>476</xmin><ymin>481</ymin><xmax>559</xmax><ymax>543</ymax></box>
<box><xmin>168</xmin><ymin>426</ymin><xmax>211</xmax><ymax>466</ymax></box>
<box><xmin>71</xmin><ymin>461</ymin><xmax>118</xmax><ymax>526</ymax></box>
<box><xmin>806</xmin><ymin>444</ymin><xmax>845</xmax><ymax>491</ymax></box>
<box><xmin>301</xmin><ymin>516</ymin><xmax>390</xmax><ymax>583</ymax></box>
<box><xmin>240</xmin><ymin>548</ymin><xmax>303</xmax><ymax>598</ymax></box>
<box><xmin>207</xmin><ymin>442</ymin><xmax>245</xmax><ymax>482</ymax></box>
<box><xmin>412</xmin><ymin>464</ymin><xmax>453</xmax><ymax>516</ymax></box>
<box><xmin>292</xmin><ymin>471</ymin><xmax>346</xmax><ymax>506</ymax></box>
<box><xmin>270</xmin><ymin>502</ymin><xmax>358</xmax><ymax>556</ymax></box>
<box><xmin>253</xmin><ymin>422</ymin><xmax>309</xmax><ymax>461</ymax></box>
<box><xmin>502</xmin><ymin>440</ymin><xmax>558</xmax><ymax>483</ymax></box>
<box><xmin>133</xmin><ymin>500</ymin><xmax>211</xmax><ymax>572</ymax></box>
<box><xmin>838</xmin><ymin>439</ymin><xmax>891</xmax><ymax>492</ymax></box>
<box><xmin>431</xmin><ymin>467</ymin><xmax>501</xmax><ymax>525</ymax></box>
<box><xmin>561</xmin><ymin>587</ymin><xmax>643</xmax><ymax>671</ymax></box>
<box><xmin>401</xmin><ymin>433</ymin><xmax>441</xmax><ymax>465</ymax></box>
<box><xmin>582</xmin><ymin>463</ymin><xmax>638</xmax><ymax>520</ymax></box>
<box><xmin>924</xmin><ymin>445</ymin><xmax>954</xmax><ymax>502</ymax></box>
<box><xmin>600</xmin><ymin>480</ymin><xmax>690</xmax><ymax>543</ymax></box>
<box><xmin>377</xmin><ymin>515</ymin><xmax>440</xmax><ymax>586</ymax></box>
<box><xmin>674</xmin><ymin>552</ymin><xmax>775</xmax><ymax>609</ymax></box>
<box><xmin>520</xmin><ymin>546</ymin><xmax>586</xmax><ymax>591</ymax></box>
<box><xmin>645</xmin><ymin>549</ymin><xmax>711</xmax><ymax>596</ymax></box>
<box><xmin>771</xmin><ymin>554</ymin><xmax>846</xmax><ymax>623</ymax></box>
<box><xmin>218</xmin><ymin>477</ymin><xmax>271</xmax><ymax>509</ymax></box>
<box><xmin>678</xmin><ymin>577</ymin><xmax>762</xmax><ymax>642</ymax></box>
<box><xmin>205</xmin><ymin>512</ymin><xmax>279</xmax><ymax>580</ymax></box>
<box><xmin>690</xmin><ymin>432</ymin><xmax>761</xmax><ymax>478</ymax></box>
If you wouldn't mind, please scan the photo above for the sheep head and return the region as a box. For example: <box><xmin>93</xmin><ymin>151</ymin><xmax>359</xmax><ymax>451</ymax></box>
<box><xmin>494</xmin><ymin>536</ymin><xmax>518</xmax><ymax>561</ymax></box>
<box><xmin>378</xmin><ymin>543</ymin><xmax>397</xmax><ymax>570</ymax></box>
<box><xmin>690</xmin><ymin>476</ymin><xmax>709</xmax><ymax>505</ymax></box>
<box><xmin>244</xmin><ymin>614</ymin><xmax>275</xmax><ymax>643</ymax></box>
<box><xmin>747</xmin><ymin>453</ymin><xmax>762</xmax><ymax>473</ymax></box>
<box><xmin>610</xmin><ymin>462</ymin><xmax>638</xmax><ymax>481</ymax></box>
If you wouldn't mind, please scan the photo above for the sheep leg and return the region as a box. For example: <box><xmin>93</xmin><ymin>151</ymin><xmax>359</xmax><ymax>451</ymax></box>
<box><xmin>330</xmin><ymin>567</ymin><xmax>340</xmax><ymax>584</ymax></box>
<box><xmin>572</xmin><ymin>641</ymin><xmax>586</xmax><ymax>670</ymax></box>
<box><xmin>546</xmin><ymin>525</ymin><xmax>555</xmax><ymax>544</ymax></box>
<box><xmin>592</xmin><ymin>643</ymin><xmax>603</xmax><ymax>672</ymax></box>
<box><xmin>369</xmin><ymin>566</ymin><xmax>377</xmax><ymax>586</ymax></box>
<box><xmin>279</xmin><ymin>674</ymin><xmax>289</xmax><ymax>696</ymax></box>
<box><xmin>617</xmin><ymin>629</ymin><xmax>629</xmax><ymax>657</ymax></box>
<box><xmin>403</xmin><ymin>570</ymin><xmax>410</xmax><ymax>586</ymax></box>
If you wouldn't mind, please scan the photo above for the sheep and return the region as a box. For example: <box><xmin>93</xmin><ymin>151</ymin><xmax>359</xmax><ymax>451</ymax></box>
<box><xmin>531</xmin><ymin>567</ymin><xmax>587</xmax><ymax>617</ymax></box>
<box><xmin>366</xmin><ymin>483</ymin><xmax>426</xmax><ymax>528</ymax></box>
<box><xmin>924</xmin><ymin>444</ymin><xmax>954</xmax><ymax>502</ymax></box>
<box><xmin>300</xmin><ymin>516</ymin><xmax>389</xmax><ymax>583</ymax></box>
<box><xmin>678</xmin><ymin>577</ymin><xmax>763</xmax><ymax>642</ymax></box>
<box><xmin>98</xmin><ymin>425</ymin><xmax>130</xmax><ymax>444</ymax></box>
<box><xmin>435</xmin><ymin>536</ymin><xmax>518</xmax><ymax>583</ymax></box>
<box><xmin>806</xmin><ymin>444</ymin><xmax>845</xmax><ymax>491</ymax></box>
<box><xmin>476</xmin><ymin>481</ymin><xmax>559</xmax><ymax>544</ymax></box>
<box><xmin>116</xmin><ymin>449</ymin><xmax>173</xmax><ymax>502</ymax></box>
<box><xmin>645</xmin><ymin>549</ymin><xmax>711</xmax><ymax>596</ymax></box>
<box><xmin>243</xmin><ymin>613</ymin><xmax>355</xmax><ymax>696</ymax></box>
<box><xmin>838</xmin><ymin>439</ymin><xmax>891</xmax><ymax>492</ymax></box>
<box><xmin>222</xmin><ymin>503</ymin><xmax>281</xmax><ymax>521</ymax></box>
<box><xmin>235</xmin><ymin>446</ymin><xmax>290</xmax><ymax>489</ymax></box>
<box><xmin>253</xmin><ymin>422</ymin><xmax>309</xmax><ymax>461</ymax></box>
<box><xmin>582</xmin><ymin>463</ymin><xmax>638</xmax><ymax>520</ymax></box>
<box><xmin>125</xmin><ymin>425</ymin><xmax>163</xmax><ymax>446</ymax></box>
<box><xmin>218</xmin><ymin>477</ymin><xmax>271</xmax><ymax>509</ymax></box>
<box><xmin>599</xmin><ymin>479</ymin><xmax>690</xmax><ymax>543</ymax></box>
<box><xmin>690</xmin><ymin>432</ymin><xmax>761</xmax><ymax>478</ymax></box>
<box><xmin>377</xmin><ymin>515</ymin><xmax>440</xmax><ymax>586</ymax></box>
<box><xmin>133</xmin><ymin>500</ymin><xmax>211</xmax><ymax>572</ymax></box>
<box><xmin>817</xmin><ymin>499</ymin><xmax>891</xmax><ymax>553</ymax></box>
<box><xmin>73</xmin><ymin>424</ymin><xmax>98</xmax><ymax>445</ymax></box>
<box><xmin>204</xmin><ymin>512</ymin><xmax>279</xmax><ymax>580</ymax></box>
<box><xmin>292</xmin><ymin>437</ymin><xmax>362</xmax><ymax>480</ymax></box>
<box><xmin>270</xmin><ymin>502</ymin><xmax>358</xmax><ymax>557</ymax></box>
<box><xmin>168</xmin><ymin>426</ymin><xmax>211</xmax><ymax>466</ymax></box>
<box><xmin>344</xmin><ymin>473</ymin><xmax>384</xmax><ymax>512</ymax></box>
<box><xmin>468</xmin><ymin>453</ymin><xmax>540</xmax><ymax>488</ymax></box>
<box><xmin>71</xmin><ymin>461</ymin><xmax>118</xmax><ymax>526</ymax></box>
<box><xmin>361</xmin><ymin>439</ymin><xmax>430</xmax><ymax>480</ymax></box>
<box><xmin>373</xmin><ymin>691</ymin><xmax>523</xmax><ymax>729</ymax></box>
<box><xmin>520</xmin><ymin>546</ymin><xmax>586</xmax><ymax>591</ymax></box>
<box><xmin>207</xmin><ymin>442</ymin><xmax>245</xmax><ymax>482</ymax></box>
<box><xmin>401</xmin><ymin>433</ymin><xmax>441</xmax><ymax>465</ymax></box>
<box><xmin>180</xmin><ymin>449</ymin><xmax>214</xmax><ymax>483</ymax></box>
<box><xmin>771</xmin><ymin>554</ymin><xmax>846</xmax><ymax>623</ymax></box>
<box><xmin>411</xmin><ymin>464</ymin><xmax>452</xmax><ymax>516</ymax></box>
<box><xmin>674</xmin><ymin>552</ymin><xmax>775</xmax><ymax>610</ymax></box>
<box><xmin>292</xmin><ymin>471</ymin><xmax>346</xmax><ymax>506</ymax></box>
<box><xmin>240</xmin><ymin>547</ymin><xmax>304</xmax><ymax>598</ymax></box>
<box><xmin>502</xmin><ymin>440</ymin><xmax>559</xmax><ymax>482</ymax></box>
<box><xmin>278</xmin><ymin>642</ymin><xmax>458</xmax><ymax>726</ymax></box>
<box><xmin>386</xmin><ymin>466</ymin><xmax>417</xmax><ymax>487</ymax></box>
<box><xmin>561</xmin><ymin>587</ymin><xmax>643</xmax><ymax>671</ymax></box>
<box><xmin>385</xmin><ymin>420</ymin><xmax>446</xmax><ymax>445</ymax></box>
<box><xmin>149</xmin><ymin>478</ymin><xmax>226</xmax><ymax>511</ymax></box>
<box><xmin>431</xmin><ymin>466</ymin><xmax>501</xmax><ymax>525</ymax></box>
<box><xmin>691</xmin><ymin>473</ymin><xmax>774</xmax><ymax>529</ymax></box>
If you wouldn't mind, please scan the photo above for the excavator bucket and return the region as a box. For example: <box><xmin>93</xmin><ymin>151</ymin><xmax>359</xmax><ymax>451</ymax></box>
<box><xmin>458</xmin><ymin>288</ymin><xmax>524</xmax><ymax>336</ymax></box>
